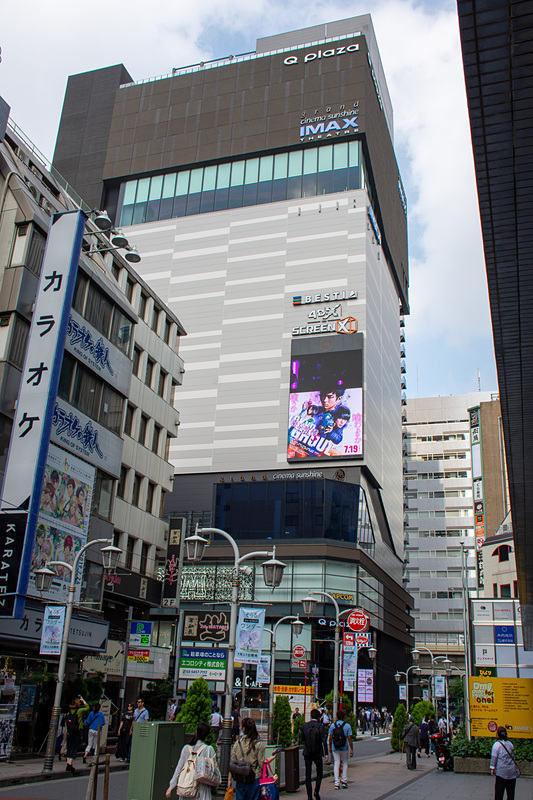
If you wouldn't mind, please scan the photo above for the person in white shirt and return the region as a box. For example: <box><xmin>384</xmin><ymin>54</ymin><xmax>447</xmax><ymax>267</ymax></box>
<box><xmin>210</xmin><ymin>706</ymin><xmax>223</xmax><ymax>741</ymax></box>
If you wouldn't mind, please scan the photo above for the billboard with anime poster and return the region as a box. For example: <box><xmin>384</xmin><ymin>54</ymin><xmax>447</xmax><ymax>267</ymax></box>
<box><xmin>27</xmin><ymin>443</ymin><xmax>95</xmax><ymax>603</ymax></box>
<box><xmin>287</xmin><ymin>335</ymin><xmax>363</xmax><ymax>460</ymax></box>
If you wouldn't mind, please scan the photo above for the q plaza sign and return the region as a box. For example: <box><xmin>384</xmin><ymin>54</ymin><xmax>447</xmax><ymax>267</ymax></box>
<box><xmin>284</xmin><ymin>42</ymin><xmax>359</xmax><ymax>65</ymax></box>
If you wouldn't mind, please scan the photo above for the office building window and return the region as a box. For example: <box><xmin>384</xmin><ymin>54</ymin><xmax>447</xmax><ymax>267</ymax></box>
<box><xmin>151</xmin><ymin>305</ymin><xmax>160</xmax><ymax>333</ymax></box>
<box><xmin>125</xmin><ymin>536</ymin><xmax>135</xmax><ymax>571</ymax></box>
<box><xmin>146</xmin><ymin>481</ymin><xmax>155</xmax><ymax>513</ymax></box>
<box><xmin>158</xmin><ymin>369</ymin><xmax>167</xmax><ymax>399</ymax></box>
<box><xmin>133</xmin><ymin>345</ymin><xmax>143</xmax><ymax>377</ymax></box>
<box><xmin>124</xmin><ymin>403</ymin><xmax>135</xmax><ymax>436</ymax></box>
<box><xmin>139</xmin><ymin>292</ymin><xmax>148</xmax><ymax>320</ymax></box>
<box><xmin>118</xmin><ymin>141</ymin><xmax>364</xmax><ymax>225</ymax></box>
<box><xmin>132</xmin><ymin>473</ymin><xmax>142</xmax><ymax>507</ymax></box>
<box><xmin>152</xmin><ymin>424</ymin><xmax>161</xmax><ymax>455</ymax></box>
<box><xmin>125</xmin><ymin>277</ymin><xmax>135</xmax><ymax>303</ymax></box>
<box><xmin>140</xmin><ymin>542</ymin><xmax>150</xmax><ymax>575</ymax></box>
<box><xmin>139</xmin><ymin>414</ymin><xmax>148</xmax><ymax>445</ymax></box>
<box><xmin>117</xmin><ymin>466</ymin><xmax>127</xmax><ymax>499</ymax></box>
<box><xmin>93</xmin><ymin>470</ymin><xmax>114</xmax><ymax>520</ymax></box>
<box><xmin>58</xmin><ymin>354</ymin><xmax>124</xmax><ymax>434</ymax></box>
<box><xmin>145</xmin><ymin>358</ymin><xmax>155</xmax><ymax>388</ymax></box>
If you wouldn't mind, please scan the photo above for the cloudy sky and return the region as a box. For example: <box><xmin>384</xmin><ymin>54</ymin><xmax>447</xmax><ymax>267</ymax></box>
<box><xmin>1</xmin><ymin>0</ymin><xmax>498</xmax><ymax>399</ymax></box>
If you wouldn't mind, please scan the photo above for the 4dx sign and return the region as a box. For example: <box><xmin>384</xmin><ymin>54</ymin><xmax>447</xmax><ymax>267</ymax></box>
<box><xmin>346</xmin><ymin>608</ymin><xmax>370</xmax><ymax>633</ymax></box>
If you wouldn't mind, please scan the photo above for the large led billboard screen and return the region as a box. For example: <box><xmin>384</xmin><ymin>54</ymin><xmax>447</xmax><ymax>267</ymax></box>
<box><xmin>287</xmin><ymin>335</ymin><xmax>363</xmax><ymax>460</ymax></box>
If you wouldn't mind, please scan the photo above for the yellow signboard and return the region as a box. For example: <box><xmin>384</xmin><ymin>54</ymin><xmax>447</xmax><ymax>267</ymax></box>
<box><xmin>273</xmin><ymin>685</ymin><xmax>313</xmax><ymax>695</ymax></box>
<box><xmin>469</xmin><ymin>676</ymin><xmax>533</xmax><ymax>738</ymax></box>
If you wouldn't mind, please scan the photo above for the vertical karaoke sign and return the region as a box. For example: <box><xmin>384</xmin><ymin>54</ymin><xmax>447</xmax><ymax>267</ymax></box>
<box><xmin>469</xmin><ymin>405</ymin><xmax>485</xmax><ymax>589</ymax></box>
<box><xmin>0</xmin><ymin>211</ymin><xmax>86</xmax><ymax>617</ymax></box>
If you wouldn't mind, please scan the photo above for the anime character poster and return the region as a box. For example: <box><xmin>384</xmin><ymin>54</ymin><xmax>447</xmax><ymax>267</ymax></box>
<box><xmin>28</xmin><ymin>444</ymin><xmax>95</xmax><ymax>603</ymax></box>
<box><xmin>235</xmin><ymin>607</ymin><xmax>265</xmax><ymax>665</ymax></box>
<box><xmin>287</xmin><ymin>346</ymin><xmax>363</xmax><ymax>460</ymax></box>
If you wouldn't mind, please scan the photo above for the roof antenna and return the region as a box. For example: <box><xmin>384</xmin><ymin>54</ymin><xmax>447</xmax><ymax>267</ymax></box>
<box><xmin>477</xmin><ymin>368</ymin><xmax>481</xmax><ymax>391</ymax></box>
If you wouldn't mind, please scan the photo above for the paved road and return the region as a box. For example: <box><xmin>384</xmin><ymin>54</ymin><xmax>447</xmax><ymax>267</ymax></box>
<box><xmin>0</xmin><ymin>770</ymin><xmax>129</xmax><ymax>800</ymax></box>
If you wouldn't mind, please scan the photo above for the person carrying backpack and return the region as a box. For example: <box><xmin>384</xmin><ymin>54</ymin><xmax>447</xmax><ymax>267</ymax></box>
<box><xmin>302</xmin><ymin>709</ymin><xmax>328</xmax><ymax>800</ymax></box>
<box><xmin>328</xmin><ymin>710</ymin><xmax>353</xmax><ymax>789</ymax></box>
<box><xmin>65</xmin><ymin>695</ymin><xmax>89</xmax><ymax>773</ymax></box>
<box><xmin>167</xmin><ymin>722</ymin><xmax>218</xmax><ymax>800</ymax></box>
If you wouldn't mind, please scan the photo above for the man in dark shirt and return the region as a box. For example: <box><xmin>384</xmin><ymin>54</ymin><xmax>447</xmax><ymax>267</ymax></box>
<box><xmin>302</xmin><ymin>709</ymin><xmax>327</xmax><ymax>800</ymax></box>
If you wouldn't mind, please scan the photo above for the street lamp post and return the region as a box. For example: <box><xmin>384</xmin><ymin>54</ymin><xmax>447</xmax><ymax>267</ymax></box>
<box><xmin>411</xmin><ymin>647</ymin><xmax>450</xmax><ymax>704</ymax></box>
<box><xmin>184</xmin><ymin>528</ymin><xmax>286</xmax><ymax>788</ymax></box>
<box><xmin>394</xmin><ymin>665</ymin><xmax>420</xmax><ymax>712</ymax></box>
<box><xmin>264</xmin><ymin>615</ymin><xmax>304</xmax><ymax>744</ymax></box>
<box><xmin>35</xmin><ymin>539</ymin><xmax>121</xmax><ymax>773</ymax></box>
<box><xmin>301</xmin><ymin>591</ymin><xmax>341</xmax><ymax>718</ymax></box>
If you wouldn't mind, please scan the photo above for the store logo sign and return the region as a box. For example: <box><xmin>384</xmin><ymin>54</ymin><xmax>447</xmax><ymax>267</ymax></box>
<box><xmin>300</xmin><ymin>116</ymin><xmax>358</xmax><ymax>139</ymax></box>
<box><xmin>284</xmin><ymin>43</ymin><xmax>359</xmax><ymax>65</ymax></box>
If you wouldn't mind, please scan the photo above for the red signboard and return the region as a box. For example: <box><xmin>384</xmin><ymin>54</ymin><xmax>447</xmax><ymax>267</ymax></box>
<box><xmin>292</xmin><ymin>644</ymin><xmax>307</xmax><ymax>659</ymax></box>
<box><xmin>291</xmin><ymin>659</ymin><xmax>307</xmax><ymax>669</ymax></box>
<box><xmin>346</xmin><ymin>608</ymin><xmax>370</xmax><ymax>633</ymax></box>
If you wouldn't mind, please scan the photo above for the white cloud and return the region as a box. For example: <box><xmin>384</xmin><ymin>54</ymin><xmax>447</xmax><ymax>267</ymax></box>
<box><xmin>0</xmin><ymin>0</ymin><xmax>497</xmax><ymax>397</ymax></box>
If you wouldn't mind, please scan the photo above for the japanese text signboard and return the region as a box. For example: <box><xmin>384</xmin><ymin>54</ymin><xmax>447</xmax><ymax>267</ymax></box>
<box><xmin>235</xmin><ymin>607</ymin><xmax>265</xmax><ymax>665</ymax></box>
<box><xmin>346</xmin><ymin>608</ymin><xmax>370</xmax><ymax>633</ymax></box>
<box><xmin>469</xmin><ymin>677</ymin><xmax>533</xmax><ymax>738</ymax></box>
<box><xmin>179</xmin><ymin>647</ymin><xmax>227</xmax><ymax>681</ymax></box>
<box><xmin>0</xmin><ymin>211</ymin><xmax>86</xmax><ymax>617</ymax></box>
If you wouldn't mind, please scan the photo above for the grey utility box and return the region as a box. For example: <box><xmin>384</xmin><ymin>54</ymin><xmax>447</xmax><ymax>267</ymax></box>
<box><xmin>127</xmin><ymin>721</ymin><xmax>185</xmax><ymax>800</ymax></box>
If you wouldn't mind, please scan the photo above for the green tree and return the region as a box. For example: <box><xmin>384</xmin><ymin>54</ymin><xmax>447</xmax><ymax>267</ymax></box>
<box><xmin>146</xmin><ymin>677</ymin><xmax>175</xmax><ymax>720</ymax></box>
<box><xmin>410</xmin><ymin>700</ymin><xmax>435</xmax><ymax>726</ymax></box>
<box><xmin>391</xmin><ymin>703</ymin><xmax>407</xmax><ymax>752</ymax></box>
<box><xmin>324</xmin><ymin>691</ymin><xmax>356</xmax><ymax>734</ymax></box>
<box><xmin>65</xmin><ymin>673</ymin><xmax>104</xmax><ymax>707</ymax></box>
<box><xmin>448</xmin><ymin>676</ymin><xmax>464</xmax><ymax>704</ymax></box>
<box><xmin>176</xmin><ymin>677</ymin><xmax>215</xmax><ymax>745</ymax></box>
<box><xmin>273</xmin><ymin>695</ymin><xmax>292</xmax><ymax>747</ymax></box>
<box><xmin>292</xmin><ymin>712</ymin><xmax>304</xmax><ymax>743</ymax></box>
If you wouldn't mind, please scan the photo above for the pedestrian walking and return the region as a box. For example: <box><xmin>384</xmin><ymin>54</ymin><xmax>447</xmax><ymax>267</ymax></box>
<box><xmin>64</xmin><ymin>696</ymin><xmax>89</xmax><ymax>773</ymax></box>
<box><xmin>232</xmin><ymin>704</ymin><xmax>241</xmax><ymax>742</ymax></box>
<box><xmin>302</xmin><ymin>708</ymin><xmax>327</xmax><ymax>800</ymax></box>
<box><xmin>83</xmin><ymin>702</ymin><xmax>106</xmax><ymax>764</ymax></box>
<box><xmin>230</xmin><ymin>717</ymin><xmax>265</xmax><ymax>800</ymax></box>
<box><xmin>167</xmin><ymin>721</ymin><xmax>218</xmax><ymax>800</ymax></box>
<box><xmin>385</xmin><ymin>711</ymin><xmax>392</xmax><ymax>733</ymax></box>
<box><xmin>116</xmin><ymin>703</ymin><xmax>134</xmax><ymax>762</ymax></box>
<box><xmin>371</xmin><ymin>709</ymin><xmax>379</xmax><ymax>736</ymax></box>
<box><xmin>418</xmin><ymin>714</ymin><xmax>430</xmax><ymax>758</ymax></box>
<box><xmin>490</xmin><ymin>727</ymin><xmax>520</xmax><ymax>800</ymax></box>
<box><xmin>210</xmin><ymin>706</ymin><xmax>223</xmax><ymax>742</ymax></box>
<box><xmin>401</xmin><ymin>715</ymin><xmax>420</xmax><ymax>770</ymax></box>
<box><xmin>328</xmin><ymin>709</ymin><xmax>353</xmax><ymax>789</ymax></box>
<box><xmin>133</xmin><ymin>697</ymin><xmax>149</xmax><ymax>724</ymax></box>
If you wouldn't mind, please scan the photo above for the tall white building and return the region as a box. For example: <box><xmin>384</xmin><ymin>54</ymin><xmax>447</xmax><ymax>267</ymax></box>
<box><xmin>403</xmin><ymin>393</ymin><xmax>496</xmax><ymax>675</ymax></box>
<box><xmin>54</xmin><ymin>16</ymin><xmax>414</xmax><ymax>709</ymax></box>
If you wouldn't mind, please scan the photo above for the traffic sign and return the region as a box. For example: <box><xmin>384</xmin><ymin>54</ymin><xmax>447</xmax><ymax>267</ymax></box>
<box><xmin>346</xmin><ymin>608</ymin><xmax>370</xmax><ymax>633</ymax></box>
<box><xmin>292</xmin><ymin>644</ymin><xmax>307</xmax><ymax>659</ymax></box>
<box><xmin>344</xmin><ymin>632</ymin><xmax>370</xmax><ymax>647</ymax></box>
<box><xmin>291</xmin><ymin>658</ymin><xmax>307</xmax><ymax>669</ymax></box>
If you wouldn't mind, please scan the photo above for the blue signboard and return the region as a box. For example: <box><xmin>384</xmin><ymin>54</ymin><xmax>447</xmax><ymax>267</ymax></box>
<box><xmin>494</xmin><ymin>625</ymin><xmax>515</xmax><ymax>645</ymax></box>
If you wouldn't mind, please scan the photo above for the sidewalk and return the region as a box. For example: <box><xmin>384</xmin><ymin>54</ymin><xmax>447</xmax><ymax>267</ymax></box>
<box><xmin>0</xmin><ymin>755</ymin><xmax>127</xmax><ymax>788</ymax></box>
<box><xmin>0</xmin><ymin>749</ymin><xmax>530</xmax><ymax>799</ymax></box>
<box><xmin>289</xmin><ymin>750</ymin><xmax>532</xmax><ymax>800</ymax></box>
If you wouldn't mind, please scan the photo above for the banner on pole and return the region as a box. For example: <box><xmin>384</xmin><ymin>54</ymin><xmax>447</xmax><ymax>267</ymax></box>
<box><xmin>235</xmin><ymin>607</ymin><xmax>265</xmax><ymax>665</ymax></box>
<box><xmin>40</xmin><ymin>606</ymin><xmax>66</xmax><ymax>655</ymax></box>
<box><xmin>343</xmin><ymin>646</ymin><xmax>357</xmax><ymax>683</ymax></box>
<box><xmin>257</xmin><ymin>655</ymin><xmax>270</xmax><ymax>683</ymax></box>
